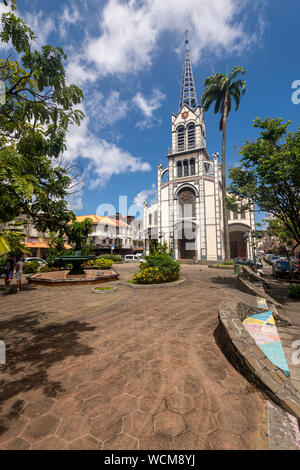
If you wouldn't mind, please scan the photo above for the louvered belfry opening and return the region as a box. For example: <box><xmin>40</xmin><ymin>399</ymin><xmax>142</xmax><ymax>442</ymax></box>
<box><xmin>177</xmin><ymin>126</ymin><xmax>185</xmax><ymax>151</ymax></box>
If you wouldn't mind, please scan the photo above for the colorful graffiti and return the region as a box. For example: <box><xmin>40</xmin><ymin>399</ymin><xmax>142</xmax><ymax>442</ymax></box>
<box><xmin>243</xmin><ymin>299</ymin><xmax>290</xmax><ymax>377</ymax></box>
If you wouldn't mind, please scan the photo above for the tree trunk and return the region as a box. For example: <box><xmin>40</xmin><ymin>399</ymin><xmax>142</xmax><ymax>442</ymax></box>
<box><xmin>221</xmin><ymin>96</ymin><xmax>231</xmax><ymax>260</ymax></box>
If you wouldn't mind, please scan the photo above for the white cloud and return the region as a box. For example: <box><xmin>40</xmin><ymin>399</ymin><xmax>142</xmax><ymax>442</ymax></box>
<box><xmin>134</xmin><ymin>184</ymin><xmax>157</xmax><ymax>208</ymax></box>
<box><xmin>69</xmin><ymin>0</ymin><xmax>262</xmax><ymax>84</ymax></box>
<box><xmin>59</xmin><ymin>3</ymin><xmax>81</xmax><ymax>37</ymax></box>
<box><xmin>67</xmin><ymin>194</ymin><xmax>84</xmax><ymax>211</ymax></box>
<box><xmin>64</xmin><ymin>103</ymin><xmax>151</xmax><ymax>188</ymax></box>
<box><xmin>133</xmin><ymin>89</ymin><xmax>165</xmax><ymax>118</ymax></box>
<box><xmin>85</xmin><ymin>90</ymin><xmax>129</xmax><ymax>127</ymax></box>
<box><xmin>66</xmin><ymin>55</ymin><xmax>98</xmax><ymax>86</ymax></box>
<box><xmin>23</xmin><ymin>11</ymin><xmax>56</xmax><ymax>50</ymax></box>
<box><xmin>133</xmin><ymin>88</ymin><xmax>165</xmax><ymax>128</ymax></box>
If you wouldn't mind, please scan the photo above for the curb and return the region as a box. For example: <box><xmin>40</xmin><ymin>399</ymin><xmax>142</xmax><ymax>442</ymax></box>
<box><xmin>119</xmin><ymin>278</ymin><xmax>185</xmax><ymax>289</ymax></box>
<box><xmin>217</xmin><ymin>301</ymin><xmax>300</xmax><ymax>420</ymax></box>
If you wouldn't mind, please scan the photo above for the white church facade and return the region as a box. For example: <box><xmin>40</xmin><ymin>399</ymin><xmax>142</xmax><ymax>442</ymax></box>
<box><xmin>143</xmin><ymin>36</ymin><xmax>255</xmax><ymax>261</ymax></box>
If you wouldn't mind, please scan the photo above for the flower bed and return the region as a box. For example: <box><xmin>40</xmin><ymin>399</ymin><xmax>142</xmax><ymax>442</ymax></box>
<box><xmin>130</xmin><ymin>244</ymin><xmax>181</xmax><ymax>285</ymax></box>
<box><xmin>83</xmin><ymin>258</ymin><xmax>113</xmax><ymax>269</ymax></box>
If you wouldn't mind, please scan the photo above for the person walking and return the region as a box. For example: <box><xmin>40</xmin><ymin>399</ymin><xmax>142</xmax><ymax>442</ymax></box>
<box><xmin>4</xmin><ymin>255</ymin><xmax>15</xmax><ymax>289</ymax></box>
<box><xmin>15</xmin><ymin>257</ymin><xmax>24</xmax><ymax>291</ymax></box>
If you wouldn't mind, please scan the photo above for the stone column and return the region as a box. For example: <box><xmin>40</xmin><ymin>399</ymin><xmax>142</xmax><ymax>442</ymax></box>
<box><xmin>198</xmin><ymin>153</ymin><xmax>207</xmax><ymax>261</ymax></box>
<box><xmin>143</xmin><ymin>202</ymin><xmax>149</xmax><ymax>255</ymax></box>
<box><xmin>168</xmin><ymin>157</ymin><xmax>175</xmax><ymax>254</ymax></box>
<box><xmin>157</xmin><ymin>164</ymin><xmax>162</xmax><ymax>241</ymax></box>
<box><xmin>214</xmin><ymin>153</ymin><xmax>223</xmax><ymax>260</ymax></box>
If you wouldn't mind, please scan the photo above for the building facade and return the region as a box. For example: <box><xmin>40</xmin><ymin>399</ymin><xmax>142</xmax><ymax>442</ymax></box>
<box><xmin>144</xmin><ymin>35</ymin><xmax>255</xmax><ymax>261</ymax></box>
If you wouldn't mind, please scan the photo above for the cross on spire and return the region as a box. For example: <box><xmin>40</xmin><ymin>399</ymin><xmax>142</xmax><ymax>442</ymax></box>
<box><xmin>179</xmin><ymin>31</ymin><xmax>198</xmax><ymax>110</ymax></box>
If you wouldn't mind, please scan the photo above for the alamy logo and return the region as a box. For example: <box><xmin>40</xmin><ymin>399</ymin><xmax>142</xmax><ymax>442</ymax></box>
<box><xmin>291</xmin><ymin>80</ymin><xmax>300</xmax><ymax>104</ymax></box>
<box><xmin>0</xmin><ymin>341</ymin><xmax>6</xmax><ymax>364</ymax></box>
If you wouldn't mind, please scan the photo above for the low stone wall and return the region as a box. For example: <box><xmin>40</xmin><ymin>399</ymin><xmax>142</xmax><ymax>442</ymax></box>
<box><xmin>237</xmin><ymin>276</ymin><xmax>282</xmax><ymax>309</ymax></box>
<box><xmin>218</xmin><ymin>301</ymin><xmax>300</xmax><ymax>420</ymax></box>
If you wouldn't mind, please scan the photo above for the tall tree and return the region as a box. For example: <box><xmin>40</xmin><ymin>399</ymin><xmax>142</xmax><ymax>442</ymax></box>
<box><xmin>0</xmin><ymin>8</ymin><xmax>84</xmax><ymax>232</ymax></box>
<box><xmin>201</xmin><ymin>66</ymin><xmax>246</xmax><ymax>260</ymax></box>
<box><xmin>65</xmin><ymin>219</ymin><xmax>93</xmax><ymax>252</ymax></box>
<box><xmin>226</xmin><ymin>117</ymin><xmax>300</xmax><ymax>247</ymax></box>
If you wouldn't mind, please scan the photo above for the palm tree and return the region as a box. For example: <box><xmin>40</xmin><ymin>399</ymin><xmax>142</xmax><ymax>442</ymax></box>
<box><xmin>201</xmin><ymin>66</ymin><xmax>246</xmax><ymax>260</ymax></box>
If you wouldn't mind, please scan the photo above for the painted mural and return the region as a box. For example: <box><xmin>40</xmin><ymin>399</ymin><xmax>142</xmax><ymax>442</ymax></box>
<box><xmin>243</xmin><ymin>299</ymin><xmax>290</xmax><ymax>377</ymax></box>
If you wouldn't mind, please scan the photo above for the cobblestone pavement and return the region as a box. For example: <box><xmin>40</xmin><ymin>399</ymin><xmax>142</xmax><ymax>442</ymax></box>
<box><xmin>0</xmin><ymin>265</ymin><xmax>265</xmax><ymax>450</ymax></box>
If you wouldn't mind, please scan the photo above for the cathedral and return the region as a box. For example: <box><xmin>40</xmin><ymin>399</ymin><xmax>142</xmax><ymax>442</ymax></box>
<box><xmin>143</xmin><ymin>35</ymin><xmax>256</xmax><ymax>261</ymax></box>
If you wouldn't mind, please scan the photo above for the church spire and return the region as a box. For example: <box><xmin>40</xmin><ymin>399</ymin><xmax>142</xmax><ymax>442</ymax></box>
<box><xmin>179</xmin><ymin>31</ymin><xmax>198</xmax><ymax>110</ymax></box>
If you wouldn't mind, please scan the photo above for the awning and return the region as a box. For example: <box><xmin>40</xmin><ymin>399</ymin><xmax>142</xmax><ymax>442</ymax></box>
<box><xmin>24</xmin><ymin>241</ymin><xmax>72</xmax><ymax>249</ymax></box>
<box><xmin>75</xmin><ymin>215</ymin><xmax>129</xmax><ymax>228</ymax></box>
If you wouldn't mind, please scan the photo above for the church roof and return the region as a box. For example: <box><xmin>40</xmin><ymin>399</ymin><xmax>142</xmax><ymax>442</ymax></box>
<box><xmin>179</xmin><ymin>32</ymin><xmax>198</xmax><ymax>111</ymax></box>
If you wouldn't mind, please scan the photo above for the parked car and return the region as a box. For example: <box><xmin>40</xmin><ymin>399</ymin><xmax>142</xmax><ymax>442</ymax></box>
<box><xmin>270</xmin><ymin>255</ymin><xmax>281</xmax><ymax>265</ymax></box>
<box><xmin>272</xmin><ymin>260</ymin><xmax>297</xmax><ymax>279</ymax></box>
<box><xmin>234</xmin><ymin>258</ymin><xmax>262</xmax><ymax>269</ymax></box>
<box><xmin>24</xmin><ymin>257</ymin><xmax>46</xmax><ymax>266</ymax></box>
<box><xmin>124</xmin><ymin>255</ymin><xmax>140</xmax><ymax>263</ymax></box>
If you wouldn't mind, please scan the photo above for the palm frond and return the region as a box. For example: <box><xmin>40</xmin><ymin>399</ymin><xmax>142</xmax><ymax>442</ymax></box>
<box><xmin>229</xmin><ymin>86</ymin><xmax>242</xmax><ymax>111</ymax></box>
<box><xmin>0</xmin><ymin>237</ymin><xmax>10</xmax><ymax>255</ymax></box>
<box><xmin>229</xmin><ymin>65</ymin><xmax>246</xmax><ymax>82</ymax></box>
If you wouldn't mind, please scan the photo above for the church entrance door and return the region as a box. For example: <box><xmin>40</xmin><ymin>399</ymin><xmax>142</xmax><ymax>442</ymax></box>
<box><xmin>176</xmin><ymin>222</ymin><xmax>197</xmax><ymax>260</ymax></box>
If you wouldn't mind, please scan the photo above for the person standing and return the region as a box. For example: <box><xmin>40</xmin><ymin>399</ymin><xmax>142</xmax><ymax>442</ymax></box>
<box><xmin>15</xmin><ymin>257</ymin><xmax>24</xmax><ymax>291</ymax></box>
<box><xmin>4</xmin><ymin>255</ymin><xmax>15</xmax><ymax>288</ymax></box>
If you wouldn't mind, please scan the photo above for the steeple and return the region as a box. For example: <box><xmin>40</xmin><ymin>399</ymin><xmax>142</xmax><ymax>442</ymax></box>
<box><xmin>179</xmin><ymin>31</ymin><xmax>198</xmax><ymax>110</ymax></box>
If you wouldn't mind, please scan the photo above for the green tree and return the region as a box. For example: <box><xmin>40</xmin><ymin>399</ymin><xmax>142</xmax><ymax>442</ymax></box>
<box><xmin>45</xmin><ymin>232</ymin><xmax>71</xmax><ymax>267</ymax></box>
<box><xmin>227</xmin><ymin>118</ymin><xmax>300</xmax><ymax>247</ymax></box>
<box><xmin>0</xmin><ymin>220</ymin><xmax>30</xmax><ymax>255</ymax></box>
<box><xmin>0</xmin><ymin>9</ymin><xmax>84</xmax><ymax>232</ymax></box>
<box><xmin>65</xmin><ymin>219</ymin><xmax>93</xmax><ymax>252</ymax></box>
<box><xmin>201</xmin><ymin>66</ymin><xmax>246</xmax><ymax>260</ymax></box>
<box><xmin>266</xmin><ymin>218</ymin><xmax>299</xmax><ymax>278</ymax></box>
<box><xmin>2</xmin><ymin>0</ymin><xmax>16</xmax><ymax>10</ymax></box>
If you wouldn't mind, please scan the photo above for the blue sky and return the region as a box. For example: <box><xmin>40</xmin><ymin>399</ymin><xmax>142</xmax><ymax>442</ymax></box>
<box><xmin>1</xmin><ymin>0</ymin><xmax>300</xmax><ymax>222</ymax></box>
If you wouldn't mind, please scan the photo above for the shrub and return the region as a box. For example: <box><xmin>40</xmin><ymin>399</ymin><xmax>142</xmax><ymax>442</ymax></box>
<box><xmin>98</xmin><ymin>254</ymin><xmax>123</xmax><ymax>263</ymax></box>
<box><xmin>131</xmin><ymin>252</ymin><xmax>180</xmax><ymax>284</ymax></box>
<box><xmin>85</xmin><ymin>258</ymin><xmax>113</xmax><ymax>269</ymax></box>
<box><xmin>23</xmin><ymin>261</ymin><xmax>39</xmax><ymax>274</ymax></box>
<box><xmin>39</xmin><ymin>265</ymin><xmax>60</xmax><ymax>273</ymax></box>
<box><xmin>288</xmin><ymin>284</ymin><xmax>300</xmax><ymax>299</ymax></box>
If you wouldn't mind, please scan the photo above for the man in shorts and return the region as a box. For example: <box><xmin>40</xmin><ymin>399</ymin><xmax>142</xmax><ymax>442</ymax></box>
<box><xmin>15</xmin><ymin>257</ymin><xmax>24</xmax><ymax>291</ymax></box>
<box><xmin>4</xmin><ymin>255</ymin><xmax>15</xmax><ymax>288</ymax></box>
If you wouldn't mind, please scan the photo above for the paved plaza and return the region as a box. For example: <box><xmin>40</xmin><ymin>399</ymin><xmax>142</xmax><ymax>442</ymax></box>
<box><xmin>0</xmin><ymin>264</ymin><xmax>285</xmax><ymax>450</ymax></box>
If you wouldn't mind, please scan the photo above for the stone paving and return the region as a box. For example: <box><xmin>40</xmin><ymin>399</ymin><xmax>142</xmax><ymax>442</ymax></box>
<box><xmin>0</xmin><ymin>265</ymin><xmax>265</xmax><ymax>450</ymax></box>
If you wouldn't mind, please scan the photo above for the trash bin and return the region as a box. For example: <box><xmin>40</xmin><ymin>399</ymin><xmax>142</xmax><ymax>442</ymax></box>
<box><xmin>234</xmin><ymin>264</ymin><xmax>241</xmax><ymax>275</ymax></box>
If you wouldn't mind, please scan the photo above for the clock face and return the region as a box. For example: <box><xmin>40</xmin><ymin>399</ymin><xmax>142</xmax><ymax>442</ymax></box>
<box><xmin>182</xmin><ymin>112</ymin><xmax>189</xmax><ymax>119</ymax></box>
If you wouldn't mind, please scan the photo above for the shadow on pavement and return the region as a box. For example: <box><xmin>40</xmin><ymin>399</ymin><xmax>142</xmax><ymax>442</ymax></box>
<box><xmin>0</xmin><ymin>314</ymin><xmax>96</xmax><ymax>436</ymax></box>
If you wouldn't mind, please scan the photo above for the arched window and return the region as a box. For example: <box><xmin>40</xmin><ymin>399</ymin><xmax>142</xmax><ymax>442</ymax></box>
<box><xmin>177</xmin><ymin>161</ymin><xmax>182</xmax><ymax>178</ymax></box>
<box><xmin>177</xmin><ymin>126</ymin><xmax>185</xmax><ymax>152</ymax></box>
<box><xmin>154</xmin><ymin>211</ymin><xmax>158</xmax><ymax>225</ymax></box>
<box><xmin>149</xmin><ymin>214</ymin><xmax>152</xmax><ymax>226</ymax></box>
<box><xmin>187</xmin><ymin>123</ymin><xmax>196</xmax><ymax>149</ymax></box>
<box><xmin>178</xmin><ymin>188</ymin><xmax>196</xmax><ymax>219</ymax></box>
<box><xmin>183</xmin><ymin>160</ymin><xmax>189</xmax><ymax>177</ymax></box>
<box><xmin>190</xmin><ymin>159</ymin><xmax>195</xmax><ymax>176</ymax></box>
